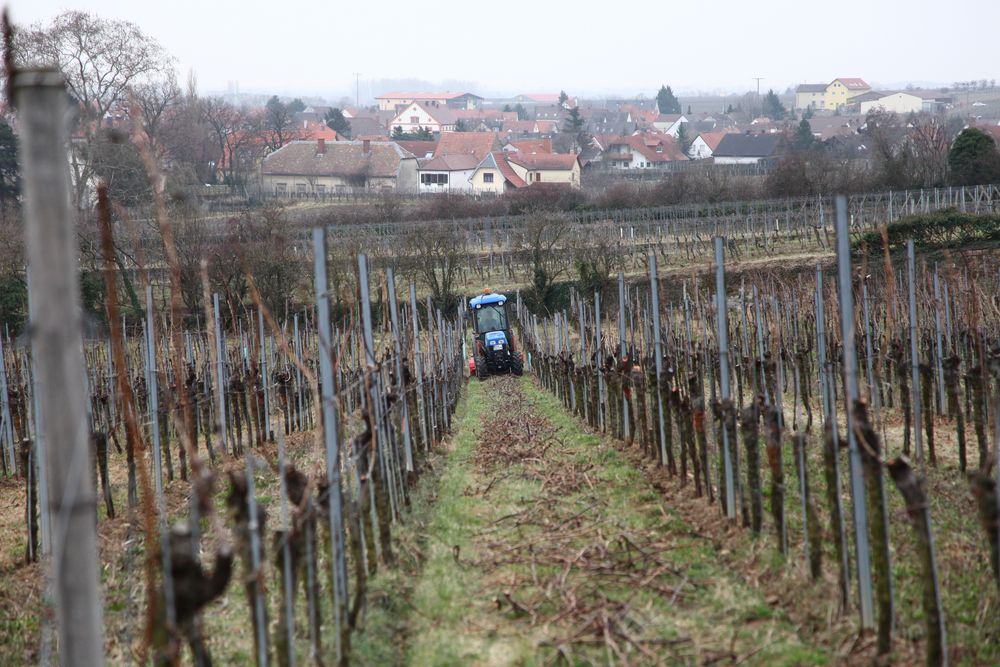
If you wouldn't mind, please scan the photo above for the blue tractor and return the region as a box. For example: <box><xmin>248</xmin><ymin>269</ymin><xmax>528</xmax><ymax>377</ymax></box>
<box><xmin>468</xmin><ymin>290</ymin><xmax>523</xmax><ymax>380</ymax></box>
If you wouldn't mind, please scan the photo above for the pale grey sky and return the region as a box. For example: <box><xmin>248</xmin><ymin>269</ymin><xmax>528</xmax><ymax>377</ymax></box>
<box><xmin>10</xmin><ymin>0</ymin><xmax>1000</xmax><ymax>101</ymax></box>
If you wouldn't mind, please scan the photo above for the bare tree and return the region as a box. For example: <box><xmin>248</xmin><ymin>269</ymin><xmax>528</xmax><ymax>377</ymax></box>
<box><xmin>132</xmin><ymin>73</ymin><xmax>181</xmax><ymax>159</ymax></box>
<box><xmin>908</xmin><ymin>115</ymin><xmax>953</xmax><ymax>188</ymax></box>
<box><xmin>263</xmin><ymin>95</ymin><xmax>302</xmax><ymax>151</ymax></box>
<box><xmin>200</xmin><ymin>97</ymin><xmax>262</xmax><ymax>190</ymax></box>
<box><xmin>518</xmin><ymin>212</ymin><xmax>572</xmax><ymax>313</ymax></box>
<box><xmin>15</xmin><ymin>10</ymin><xmax>173</xmax><ymax>209</ymax></box>
<box><xmin>405</xmin><ymin>222</ymin><xmax>466</xmax><ymax>311</ymax></box>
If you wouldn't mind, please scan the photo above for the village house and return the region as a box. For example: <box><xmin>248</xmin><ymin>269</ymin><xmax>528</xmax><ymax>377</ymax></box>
<box><xmin>416</xmin><ymin>132</ymin><xmax>501</xmax><ymax>194</ymax></box>
<box><xmin>260</xmin><ymin>138</ymin><xmax>418</xmax><ymax>195</ymax></box>
<box><xmin>652</xmin><ymin>113</ymin><xmax>689</xmax><ymax>137</ymax></box>
<box><xmin>390</xmin><ymin>102</ymin><xmax>458</xmax><ymax>135</ymax></box>
<box><xmin>794</xmin><ymin>84</ymin><xmax>828</xmax><ymax>111</ymax></box>
<box><xmin>794</xmin><ymin>78</ymin><xmax>871</xmax><ymax>111</ymax></box>
<box><xmin>376</xmin><ymin>91</ymin><xmax>482</xmax><ymax>112</ymax></box>
<box><xmin>504</xmin><ymin>152</ymin><xmax>581</xmax><ymax>187</ymax></box>
<box><xmin>468</xmin><ymin>152</ymin><xmax>527</xmax><ymax>194</ymax></box>
<box><xmin>711</xmin><ymin>133</ymin><xmax>785</xmax><ymax>165</ymax></box>
<box><xmin>601</xmin><ymin>133</ymin><xmax>688</xmax><ymax>170</ymax></box>
<box><xmin>688</xmin><ymin>130</ymin><xmax>738</xmax><ymax>160</ymax></box>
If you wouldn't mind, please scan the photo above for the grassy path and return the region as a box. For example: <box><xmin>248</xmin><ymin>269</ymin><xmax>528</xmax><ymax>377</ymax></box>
<box><xmin>391</xmin><ymin>376</ymin><xmax>828</xmax><ymax>666</ymax></box>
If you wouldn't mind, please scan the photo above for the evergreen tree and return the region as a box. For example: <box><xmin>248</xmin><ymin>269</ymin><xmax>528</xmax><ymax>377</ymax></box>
<box><xmin>288</xmin><ymin>98</ymin><xmax>306</xmax><ymax>114</ymax></box>
<box><xmin>564</xmin><ymin>106</ymin><xmax>584</xmax><ymax>132</ymax></box>
<box><xmin>558</xmin><ymin>90</ymin><xmax>569</xmax><ymax>106</ymax></box>
<box><xmin>656</xmin><ymin>85</ymin><xmax>681</xmax><ymax>114</ymax></box>
<box><xmin>514</xmin><ymin>103</ymin><xmax>528</xmax><ymax>120</ymax></box>
<box><xmin>676</xmin><ymin>123</ymin><xmax>693</xmax><ymax>155</ymax></box>
<box><xmin>0</xmin><ymin>121</ymin><xmax>20</xmax><ymax>207</ymax></box>
<box><xmin>324</xmin><ymin>108</ymin><xmax>352</xmax><ymax>138</ymax></box>
<box><xmin>949</xmin><ymin>128</ymin><xmax>1000</xmax><ymax>185</ymax></box>
<box><xmin>793</xmin><ymin>119</ymin><xmax>815</xmax><ymax>151</ymax></box>
<box><xmin>503</xmin><ymin>104</ymin><xmax>512</xmax><ymax>112</ymax></box>
<box><xmin>762</xmin><ymin>89</ymin><xmax>787</xmax><ymax>120</ymax></box>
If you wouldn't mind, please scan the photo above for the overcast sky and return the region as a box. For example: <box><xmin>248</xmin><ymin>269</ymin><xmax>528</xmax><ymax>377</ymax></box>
<box><xmin>10</xmin><ymin>0</ymin><xmax>1000</xmax><ymax>101</ymax></box>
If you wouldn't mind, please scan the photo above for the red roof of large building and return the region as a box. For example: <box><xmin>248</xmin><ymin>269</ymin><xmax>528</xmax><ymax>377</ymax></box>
<box><xmin>504</xmin><ymin>138</ymin><xmax>553</xmax><ymax>154</ymax></box>
<box><xmin>435</xmin><ymin>131</ymin><xmax>499</xmax><ymax>160</ymax></box>
<box><xmin>835</xmin><ymin>78</ymin><xmax>870</xmax><ymax>90</ymax></box>
<box><xmin>506</xmin><ymin>152</ymin><xmax>578</xmax><ymax>170</ymax></box>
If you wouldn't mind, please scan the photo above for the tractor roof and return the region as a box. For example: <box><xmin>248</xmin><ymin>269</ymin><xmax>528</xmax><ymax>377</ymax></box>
<box><xmin>469</xmin><ymin>292</ymin><xmax>507</xmax><ymax>308</ymax></box>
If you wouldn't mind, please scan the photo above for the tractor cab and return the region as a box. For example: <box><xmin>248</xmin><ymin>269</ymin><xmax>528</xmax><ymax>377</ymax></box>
<box><xmin>468</xmin><ymin>289</ymin><xmax>523</xmax><ymax>379</ymax></box>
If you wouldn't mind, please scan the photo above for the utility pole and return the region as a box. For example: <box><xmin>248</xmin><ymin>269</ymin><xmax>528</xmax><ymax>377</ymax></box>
<box><xmin>16</xmin><ymin>67</ymin><xmax>105</xmax><ymax>666</ymax></box>
<box><xmin>753</xmin><ymin>77</ymin><xmax>764</xmax><ymax>117</ymax></box>
<box><xmin>352</xmin><ymin>72</ymin><xmax>361</xmax><ymax>108</ymax></box>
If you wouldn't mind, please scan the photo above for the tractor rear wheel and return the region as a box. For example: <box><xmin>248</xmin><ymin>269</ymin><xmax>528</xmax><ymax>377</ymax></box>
<box><xmin>475</xmin><ymin>353</ymin><xmax>488</xmax><ymax>381</ymax></box>
<box><xmin>510</xmin><ymin>352</ymin><xmax>524</xmax><ymax>377</ymax></box>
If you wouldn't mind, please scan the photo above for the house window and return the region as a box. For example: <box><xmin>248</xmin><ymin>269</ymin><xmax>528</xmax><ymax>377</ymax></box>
<box><xmin>536</xmin><ymin>172</ymin><xmax>541</xmax><ymax>181</ymax></box>
<box><xmin>296</xmin><ymin>183</ymin><xmax>307</xmax><ymax>194</ymax></box>
<box><xmin>275</xmin><ymin>182</ymin><xmax>287</xmax><ymax>195</ymax></box>
<box><xmin>421</xmin><ymin>173</ymin><xmax>448</xmax><ymax>185</ymax></box>
<box><xmin>336</xmin><ymin>185</ymin><xmax>346</xmax><ymax>194</ymax></box>
<box><xmin>410</xmin><ymin>116</ymin><xmax>419</xmax><ymax>124</ymax></box>
<box><xmin>316</xmin><ymin>184</ymin><xmax>326</xmax><ymax>195</ymax></box>
<box><xmin>483</xmin><ymin>172</ymin><xmax>494</xmax><ymax>183</ymax></box>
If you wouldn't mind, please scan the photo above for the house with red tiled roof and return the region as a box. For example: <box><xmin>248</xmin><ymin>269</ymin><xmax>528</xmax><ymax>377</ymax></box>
<box><xmin>502</xmin><ymin>138</ymin><xmax>553</xmax><ymax>154</ymax></box>
<box><xmin>396</xmin><ymin>140</ymin><xmax>438</xmax><ymax>158</ymax></box>
<box><xmin>601</xmin><ymin>133</ymin><xmax>688</xmax><ymax>170</ymax></box>
<box><xmin>501</xmin><ymin>119</ymin><xmax>560</xmax><ymax>138</ymax></box>
<box><xmin>435</xmin><ymin>131</ymin><xmax>500</xmax><ymax>161</ymax></box>
<box><xmin>390</xmin><ymin>102</ymin><xmax>458</xmax><ymax>135</ymax></box>
<box><xmin>505</xmin><ymin>152</ymin><xmax>581</xmax><ymax>188</ymax></box>
<box><xmin>469</xmin><ymin>152</ymin><xmax>527</xmax><ymax>194</ymax></box>
<box><xmin>688</xmin><ymin>130</ymin><xmax>739</xmax><ymax>159</ymax></box>
<box><xmin>416</xmin><ymin>131</ymin><xmax>501</xmax><ymax>194</ymax></box>
<box><xmin>453</xmin><ymin>109</ymin><xmax>517</xmax><ymax>131</ymax></box>
<box><xmin>260</xmin><ymin>139</ymin><xmax>418</xmax><ymax>195</ymax></box>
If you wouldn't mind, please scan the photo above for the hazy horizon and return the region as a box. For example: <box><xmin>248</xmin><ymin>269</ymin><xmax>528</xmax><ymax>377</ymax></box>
<box><xmin>11</xmin><ymin>0</ymin><xmax>999</xmax><ymax>103</ymax></box>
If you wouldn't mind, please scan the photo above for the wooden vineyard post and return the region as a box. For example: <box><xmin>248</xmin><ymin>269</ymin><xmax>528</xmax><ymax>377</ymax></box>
<box><xmin>887</xmin><ymin>458</ymin><xmax>947</xmax><ymax>666</ymax></box>
<box><xmin>15</xmin><ymin>66</ymin><xmax>105</xmax><ymax>666</ymax></box>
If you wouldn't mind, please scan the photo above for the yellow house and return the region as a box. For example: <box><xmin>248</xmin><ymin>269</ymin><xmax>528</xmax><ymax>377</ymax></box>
<box><xmin>795</xmin><ymin>78</ymin><xmax>871</xmax><ymax>111</ymax></box>
<box><xmin>824</xmin><ymin>78</ymin><xmax>871</xmax><ymax>110</ymax></box>
<box><xmin>505</xmin><ymin>153</ymin><xmax>581</xmax><ymax>187</ymax></box>
<box><xmin>469</xmin><ymin>152</ymin><xmax>524</xmax><ymax>194</ymax></box>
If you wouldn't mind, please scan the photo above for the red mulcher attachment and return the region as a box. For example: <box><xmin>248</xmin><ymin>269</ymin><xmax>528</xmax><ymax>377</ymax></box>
<box><xmin>468</xmin><ymin>355</ymin><xmax>476</xmax><ymax>376</ymax></box>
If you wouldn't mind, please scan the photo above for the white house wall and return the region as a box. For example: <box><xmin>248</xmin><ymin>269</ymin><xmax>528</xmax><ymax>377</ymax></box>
<box><xmin>417</xmin><ymin>168</ymin><xmax>475</xmax><ymax>193</ymax></box>
<box><xmin>688</xmin><ymin>137</ymin><xmax>712</xmax><ymax>160</ymax></box>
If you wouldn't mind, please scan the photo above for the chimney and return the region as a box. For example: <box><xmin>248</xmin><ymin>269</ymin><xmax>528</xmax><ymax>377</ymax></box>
<box><xmin>317</xmin><ymin>138</ymin><xmax>326</xmax><ymax>154</ymax></box>
<box><xmin>362</xmin><ymin>138</ymin><xmax>371</xmax><ymax>154</ymax></box>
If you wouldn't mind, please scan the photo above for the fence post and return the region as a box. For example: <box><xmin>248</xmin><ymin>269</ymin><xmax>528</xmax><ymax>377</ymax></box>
<box><xmin>16</xmin><ymin>66</ymin><xmax>105</xmax><ymax>666</ymax></box>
